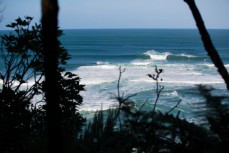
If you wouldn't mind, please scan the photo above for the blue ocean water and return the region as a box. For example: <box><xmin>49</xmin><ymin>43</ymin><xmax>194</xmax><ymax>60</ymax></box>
<box><xmin>1</xmin><ymin>29</ymin><xmax>229</xmax><ymax>122</ymax></box>
<box><xmin>60</xmin><ymin>29</ymin><xmax>229</xmax><ymax>122</ymax></box>
<box><xmin>61</xmin><ymin>29</ymin><xmax>229</xmax><ymax>68</ymax></box>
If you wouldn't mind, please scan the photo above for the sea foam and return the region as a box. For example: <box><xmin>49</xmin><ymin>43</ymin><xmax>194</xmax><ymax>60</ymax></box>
<box><xmin>144</xmin><ymin>50</ymin><xmax>171</xmax><ymax>60</ymax></box>
<box><xmin>143</xmin><ymin>50</ymin><xmax>200</xmax><ymax>61</ymax></box>
<box><xmin>73</xmin><ymin>59</ymin><xmax>226</xmax><ymax>111</ymax></box>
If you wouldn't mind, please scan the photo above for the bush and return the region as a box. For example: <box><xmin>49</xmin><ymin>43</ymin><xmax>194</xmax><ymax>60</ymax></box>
<box><xmin>0</xmin><ymin>16</ymin><xmax>85</xmax><ymax>153</ymax></box>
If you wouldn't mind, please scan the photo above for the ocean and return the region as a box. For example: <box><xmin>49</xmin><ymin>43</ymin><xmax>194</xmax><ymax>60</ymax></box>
<box><xmin>60</xmin><ymin>29</ymin><xmax>229</xmax><ymax>122</ymax></box>
<box><xmin>1</xmin><ymin>29</ymin><xmax>229</xmax><ymax>122</ymax></box>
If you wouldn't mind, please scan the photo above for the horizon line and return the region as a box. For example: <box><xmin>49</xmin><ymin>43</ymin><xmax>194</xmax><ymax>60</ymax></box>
<box><xmin>61</xmin><ymin>27</ymin><xmax>229</xmax><ymax>30</ymax></box>
<box><xmin>1</xmin><ymin>27</ymin><xmax>229</xmax><ymax>31</ymax></box>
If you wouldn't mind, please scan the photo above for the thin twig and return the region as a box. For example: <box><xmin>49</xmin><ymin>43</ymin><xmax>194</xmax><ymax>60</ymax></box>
<box><xmin>117</xmin><ymin>66</ymin><xmax>125</xmax><ymax>104</ymax></box>
<box><xmin>167</xmin><ymin>99</ymin><xmax>181</xmax><ymax>114</ymax></box>
<box><xmin>152</xmin><ymin>86</ymin><xmax>164</xmax><ymax>114</ymax></box>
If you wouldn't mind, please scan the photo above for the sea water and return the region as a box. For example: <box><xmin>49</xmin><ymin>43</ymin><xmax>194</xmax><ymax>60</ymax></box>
<box><xmin>1</xmin><ymin>29</ymin><xmax>229</xmax><ymax>122</ymax></box>
<box><xmin>60</xmin><ymin>29</ymin><xmax>229</xmax><ymax>122</ymax></box>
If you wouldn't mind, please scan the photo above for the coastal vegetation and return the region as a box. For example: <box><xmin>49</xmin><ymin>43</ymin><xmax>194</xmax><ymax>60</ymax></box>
<box><xmin>0</xmin><ymin>0</ymin><xmax>229</xmax><ymax>153</ymax></box>
<box><xmin>0</xmin><ymin>16</ymin><xmax>85</xmax><ymax>153</ymax></box>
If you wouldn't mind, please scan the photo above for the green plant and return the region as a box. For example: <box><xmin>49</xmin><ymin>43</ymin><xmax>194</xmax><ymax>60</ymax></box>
<box><xmin>0</xmin><ymin>16</ymin><xmax>85</xmax><ymax>153</ymax></box>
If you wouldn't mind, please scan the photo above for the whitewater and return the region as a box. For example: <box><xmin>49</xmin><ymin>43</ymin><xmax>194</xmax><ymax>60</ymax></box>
<box><xmin>1</xmin><ymin>29</ymin><xmax>229</xmax><ymax>122</ymax></box>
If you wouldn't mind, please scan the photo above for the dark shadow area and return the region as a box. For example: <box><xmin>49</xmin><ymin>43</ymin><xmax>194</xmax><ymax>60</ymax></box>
<box><xmin>0</xmin><ymin>16</ymin><xmax>85</xmax><ymax>153</ymax></box>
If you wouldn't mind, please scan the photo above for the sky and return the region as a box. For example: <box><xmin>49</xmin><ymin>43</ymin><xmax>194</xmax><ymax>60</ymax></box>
<box><xmin>0</xmin><ymin>0</ymin><xmax>229</xmax><ymax>30</ymax></box>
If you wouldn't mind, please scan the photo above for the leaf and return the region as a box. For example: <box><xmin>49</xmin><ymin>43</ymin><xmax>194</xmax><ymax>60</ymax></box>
<box><xmin>25</xmin><ymin>16</ymin><xmax>33</xmax><ymax>21</ymax></box>
<box><xmin>6</xmin><ymin>22</ymin><xmax>17</xmax><ymax>28</ymax></box>
<box><xmin>15</xmin><ymin>73</ymin><xmax>22</xmax><ymax>80</ymax></box>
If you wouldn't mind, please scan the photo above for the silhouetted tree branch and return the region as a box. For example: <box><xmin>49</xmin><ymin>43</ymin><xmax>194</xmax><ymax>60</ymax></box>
<box><xmin>184</xmin><ymin>0</ymin><xmax>229</xmax><ymax>90</ymax></box>
<box><xmin>41</xmin><ymin>0</ymin><xmax>62</xmax><ymax>153</ymax></box>
<box><xmin>148</xmin><ymin>66</ymin><xmax>164</xmax><ymax>113</ymax></box>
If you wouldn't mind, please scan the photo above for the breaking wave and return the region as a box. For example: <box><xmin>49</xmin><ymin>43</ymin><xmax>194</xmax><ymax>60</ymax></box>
<box><xmin>144</xmin><ymin>50</ymin><xmax>205</xmax><ymax>61</ymax></box>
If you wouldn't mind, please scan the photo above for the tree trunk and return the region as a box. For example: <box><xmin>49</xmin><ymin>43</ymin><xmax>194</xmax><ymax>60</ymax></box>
<box><xmin>41</xmin><ymin>0</ymin><xmax>62</xmax><ymax>153</ymax></box>
<box><xmin>184</xmin><ymin>0</ymin><xmax>229</xmax><ymax>90</ymax></box>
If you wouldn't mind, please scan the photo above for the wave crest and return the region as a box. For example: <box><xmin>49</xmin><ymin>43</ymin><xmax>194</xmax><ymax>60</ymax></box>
<box><xmin>96</xmin><ymin>61</ymin><xmax>110</xmax><ymax>65</ymax></box>
<box><xmin>144</xmin><ymin>50</ymin><xmax>200</xmax><ymax>61</ymax></box>
<box><xmin>144</xmin><ymin>50</ymin><xmax>171</xmax><ymax>60</ymax></box>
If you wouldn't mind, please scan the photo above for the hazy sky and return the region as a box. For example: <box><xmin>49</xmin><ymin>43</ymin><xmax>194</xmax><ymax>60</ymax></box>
<box><xmin>0</xmin><ymin>0</ymin><xmax>229</xmax><ymax>30</ymax></box>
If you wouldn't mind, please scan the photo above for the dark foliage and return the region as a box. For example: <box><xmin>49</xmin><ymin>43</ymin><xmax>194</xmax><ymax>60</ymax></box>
<box><xmin>198</xmin><ymin>85</ymin><xmax>229</xmax><ymax>153</ymax></box>
<box><xmin>0</xmin><ymin>17</ymin><xmax>85</xmax><ymax>153</ymax></box>
<box><xmin>0</xmin><ymin>87</ymin><xmax>31</xmax><ymax>153</ymax></box>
